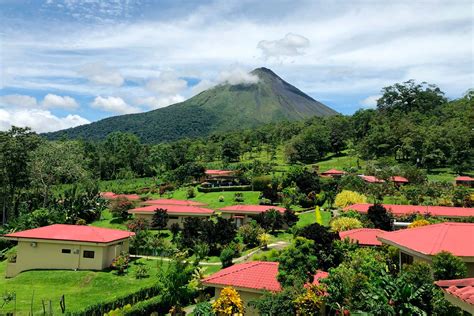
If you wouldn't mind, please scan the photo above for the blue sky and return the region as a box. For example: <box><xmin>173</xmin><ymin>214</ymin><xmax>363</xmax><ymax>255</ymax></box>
<box><xmin>0</xmin><ymin>0</ymin><xmax>472</xmax><ymax>132</ymax></box>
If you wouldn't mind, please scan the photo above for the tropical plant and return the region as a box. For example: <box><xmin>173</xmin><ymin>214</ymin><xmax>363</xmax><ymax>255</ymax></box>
<box><xmin>258</xmin><ymin>233</ymin><xmax>271</xmax><ymax>250</ymax></box>
<box><xmin>293</xmin><ymin>284</ymin><xmax>325</xmax><ymax>316</ymax></box>
<box><xmin>152</xmin><ymin>208</ymin><xmax>169</xmax><ymax>229</ymax></box>
<box><xmin>330</xmin><ymin>217</ymin><xmax>363</xmax><ymax>232</ymax></box>
<box><xmin>334</xmin><ymin>190</ymin><xmax>367</xmax><ymax>208</ymax></box>
<box><xmin>238</xmin><ymin>221</ymin><xmax>264</xmax><ymax>247</ymax></box>
<box><xmin>367</xmin><ymin>204</ymin><xmax>392</xmax><ymax>230</ymax></box>
<box><xmin>212</xmin><ymin>287</ymin><xmax>244</xmax><ymax>316</ymax></box>
<box><xmin>432</xmin><ymin>251</ymin><xmax>467</xmax><ymax>280</ymax></box>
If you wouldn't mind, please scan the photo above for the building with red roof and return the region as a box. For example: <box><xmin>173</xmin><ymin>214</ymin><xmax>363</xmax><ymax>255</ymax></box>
<box><xmin>2</xmin><ymin>224</ymin><xmax>134</xmax><ymax>278</ymax></box>
<box><xmin>202</xmin><ymin>261</ymin><xmax>328</xmax><ymax>316</ymax></box>
<box><xmin>455</xmin><ymin>176</ymin><xmax>474</xmax><ymax>187</ymax></box>
<box><xmin>320</xmin><ymin>169</ymin><xmax>347</xmax><ymax>178</ymax></box>
<box><xmin>205</xmin><ymin>169</ymin><xmax>235</xmax><ymax>176</ymax></box>
<box><xmin>344</xmin><ymin>203</ymin><xmax>474</xmax><ymax>218</ymax></box>
<box><xmin>358</xmin><ymin>175</ymin><xmax>385</xmax><ymax>183</ymax></box>
<box><xmin>339</xmin><ymin>228</ymin><xmax>385</xmax><ymax>246</ymax></box>
<box><xmin>389</xmin><ymin>176</ymin><xmax>409</xmax><ymax>185</ymax></box>
<box><xmin>377</xmin><ymin>223</ymin><xmax>474</xmax><ymax>276</ymax></box>
<box><xmin>101</xmin><ymin>191</ymin><xmax>141</xmax><ymax>201</ymax></box>
<box><xmin>128</xmin><ymin>204</ymin><xmax>214</xmax><ymax>228</ymax></box>
<box><xmin>143</xmin><ymin>199</ymin><xmax>207</xmax><ymax>207</ymax></box>
<box><xmin>219</xmin><ymin>205</ymin><xmax>286</xmax><ymax>227</ymax></box>
<box><xmin>435</xmin><ymin>278</ymin><xmax>474</xmax><ymax>314</ymax></box>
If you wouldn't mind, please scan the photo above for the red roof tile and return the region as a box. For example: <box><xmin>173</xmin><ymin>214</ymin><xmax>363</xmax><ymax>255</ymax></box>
<box><xmin>205</xmin><ymin>170</ymin><xmax>235</xmax><ymax>176</ymax></box>
<box><xmin>436</xmin><ymin>278</ymin><xmax>474</xmax><ymax>306</ymax></box>
<box><xmin>456</xmin><ymin>176</ymin><xmax>474</xmax><ymax>182</ymax></box>
<box><xmin>3</xmin><ymin>224</ymin><xmax>134</xmax><ymax>243</ymax></box>
<box><xmin>339</xmin><ymin>228</ymin><xmax>385</xmax><ymax>246</ymax></box>
<box><xmin>202</xmin><ymin>261</ymin><xmax>328</xmax><ymax>292</ymax></box>
<box><xmin>390</xmin><ymin>176</ymin><xmax>409</xmax><ymax>183</ymax></box>
<box><xmin>378</xmin><ymin>222</ymin><xmax>474</xmax><ymax>257</ymax></box>
<box><xmin>129</xmin><ymin>204</ymin><xmax>214</xmax><ymax>215</ymax></box>
<box><xmin>344</xmin><ymin>203</ymin><xmax>474</xmax><ymax>218</ymax></box>
<box><xmin>321</xmin><ymin>169</ymin><xmax>346</xmax><ymax>175</ymax></box>
<box><xmin>219</xmin><ymin>205</ymin><xmax>286</xmax><ymax>214</ymax></box>
<box><xmin>101</xmin><ymin>192</ymin><xmax>141</xmax><ymax>201</ymax></box>
<box><xmin>359</xmin><ymin>175</ymin><xmax>385</xmax><ymax>183</ymax></box>
<box><xmin>144</xmin><ymin>199</ymin><xmax>206</xmax><ymax>206</ymax></box>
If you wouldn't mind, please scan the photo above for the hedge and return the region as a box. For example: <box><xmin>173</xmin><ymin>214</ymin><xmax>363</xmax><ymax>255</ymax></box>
<box><xmin>66</xmin><ymin>284</ymin><xmax>162</xmax><ymax>316</ymax></box>
<box><xmin>123</xmin><ymin>294</ymin><xmax>166</xmax><ymax>316</ymax></box>
<box><xmin>197</xmin><ymin>185</ymin><xmax>252</xmax><ymax>193</ymax></box>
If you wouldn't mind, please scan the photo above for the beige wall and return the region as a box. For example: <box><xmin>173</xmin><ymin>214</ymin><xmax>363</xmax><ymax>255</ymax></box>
<box><xmin>6</xmin><ymin>239</ymin><xmax>129</xmax><ymax>278</ymax></box>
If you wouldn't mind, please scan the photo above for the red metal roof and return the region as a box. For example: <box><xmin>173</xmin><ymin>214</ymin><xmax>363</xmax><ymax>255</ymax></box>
<box><xmin>436</xmin><ymin>278</ymin><xmax>474</xmax><ymax>306</ymax></box>
<box><xmin>339</xmin><ymin>228</ymin><xmax>385</xmax><ymax>246</ymax></box>
<box><xmin>219</xmin><ymin>205</ymin><xmax>286</xmax><ymax>214</ymax></box>
<box><xmin>202</xmin><ymin>261</ymin><xmax>328</xmax><ymax>292</ymax></box>
<box><xmin>144</xmin><ymin>199</ymin><xmax>206</xmax><ymax>206</ymax></box>
<box><xmin>359</xmin><ymin>175</ymin><xmax>385</xmax><ymax>183</ymax></box>
<box><xmin>321</xmin><ymin>169</ymin><xmax>346</xmax><ymax>175</ymax></box>
<box><xmin>344</xmin><ymin>203</ymin><xmax>474</xmax><ymax>218</ymax></box>
<box><xmin>205</xmin><ymin>169</ymin><xmax>234</xmax><ymax>176</ymax></box>
<box><xmin>456</xmin><ymin>176</ymin><xmax>474</xmax><ymax>182</ymax></box>
<box><xmin>129</xmin><ymin>204</ymin><xmax>214</xmax><ymax>215</ymax></box>
<box><xmin>390</xmin><ymin>176</ymin><xmax>409</xmax><ymax>183</ymax></box>
<box><xmin>3</xmin><ymin>224</ymin><xmax>134</xmax><ymax>243</ymax></box>
<box><xmin>101</xmin><ymin>192</ymin><xmax>141</xmax><ymax>201</ymax></box>
<box><xmin>378</xmin><ymin>222</ymin><xmax>474</xmax><ymax>257</ymax></box>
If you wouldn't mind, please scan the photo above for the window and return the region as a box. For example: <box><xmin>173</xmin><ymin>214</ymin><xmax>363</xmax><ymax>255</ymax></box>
<box><xmin>400</xmin><ymin>252</ymin><xmax>413</xmax><ymax>265</ymax></box>
<box><xmin>169</xmin><ymin>216</ymin><xmax>179</xmax><ymax>220</ymax></box>
<box><xmin>83</xmin><ymin>250</ymin><xmax>95</xmax><ymax>259</ymax></box>
<box><xmin>61</xmin><ymin>249</ymin><xmax>71</xmax><ymax>254</ymax></box>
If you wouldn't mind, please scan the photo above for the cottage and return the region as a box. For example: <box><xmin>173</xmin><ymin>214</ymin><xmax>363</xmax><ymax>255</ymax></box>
<box><xmin>435</xmin><ymin>278</ymin><xmax>474</xmax><ymax>314</ymax></box>
<box><xmin>377</xmin><ymin>222</ymin><xmax>474</xmax><ymax>276</ymax></box>
<box><xmin>344</xmin><ymin>203</ymin><xmax>474</xmax><ymax>219</ymax></box>
<box><xmin>358</xmin><ymin>175</ymin><xmax>385</xmax><ymax>183</ymax></box>
<box><xmin>339</xmin><ymin>228</ymin><xmax>385</xmax><ymax>246</ymax></box>
<box><xmin>389</xmin><ymin>176</ymin><xmax>409</xmax><ymax>185</ymax></box>
<box><xmin>143</xmin><ymin>199</ymin><xmax>207</xmax><ymax>207</ymax></box>
<box><xmin>3</xmin><ymin>224</ymin><xmax>134</xmax><ymax>278</ymax></box>
<box><xmin>202</xmin><ymin>261</ymin><xmax>328</xmax><ymax>316</ymax></box>
<box><xmin>128</xmin><ymin>204</ymin><xmax>214</xmax><ymax>228</ymax></box>
<box><xmin>320</xmin><ymin>169</ymin><xmax>346</xmax><ymax>178</ymax></box>
<box><xmin>101</xmin><ymin>191</ymin><xmax>141</xmax><ymax>201</ymax></box>
<box><xmin>202</xmin><ymin>169</ymin><xmax>238</xmax><ymax>188</ymax></box>
<box><xmin>219</xmin><ymin>205</ymin><xmax>286</xmax><ymax>227</ymax></box>
<box><xmin>455</xmin><ymin>176</ymin><xmax>474</xmax><ymax>187</ymax></box>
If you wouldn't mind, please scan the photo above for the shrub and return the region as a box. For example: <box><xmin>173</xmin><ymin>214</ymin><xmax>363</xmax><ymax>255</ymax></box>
<box><xmin>334</xmin><ymin>190</ymin><xmax>367</xmax><ymax>208</ymax></box>
<box><xmin>212</xmin><ymin>287</ymin><xmax>244</xmax><ymax>315</ymax></box>
<box><xmin>330</xmin><ymin>217</ymin><xmax>363</xmax><ymax>232</ymax></box>
<box><xmin>127</xmin><ymin>217</ymin><xmax>150</xmax><ymax>233</ymax></box>
<box><xmin>110</xmin><ymin>197</ymin><xmax>134</xmax><ymax>220</ymax></box>
<box><xmin>294</xmin><ymin>284</ymin><xmax>325</xmax><ymax>316</ymax></box>
<box><xmin>238</xmin><ymin>221</ymin><xmax>264</xmax><ymax>247</ymax></box>
<box><xmin>75</xmin><ymin>218</ymin><xmax>87</xmax><ymax>225</ymax></box>
<box><xmin>258</xmin><ymin>233</ymin><xmax>271</xmax><ymax>250</ymax></box>
<box><xmin>186</xmin><ymin>187</ymin><xmax>196</xmax><ymax>199</ymax></box>
<box><xmin>193</xmin><ymin>301</ymin><xmax>215</xmax><ymax>316</ymax></box>
<box><xmin>432</xmin><ymin>251</ymin><xmax>467</xmax><ymax>280</ymax></box>
<box><xmin>134</xmin><ymin>265</ymin><xmax>150</xmax><ymax>279</ymax></box>
<box><xmin>283</xmin><ymin>208</ymin><xmax>298</xmax><ymax>227</ymax></box>
<box><xmin>255</xmin><ymin>209</ymin><xmax>284</xmax><ymax>232</ymax></box>
<box><xmin>408</xmin><ymin>219</ymin><xmax>431</xmax><ymax>228</ymax></box>
<box><xmin>234</xmin><ymin>192</ymin><xmax>244</xmax><ymax>202</ymax></box>
<box><xmin>170</xmin><ymin>223</ymin><xmax>181</xmax><ymax>239</ymax></box>
<box><xmin>277</xmin><ymin>237</ymin><xmax>318</xmax><ymax>287</ymax></box>
<box><xmin>111</xmin><ymin>253</ymin><xmax>130</xmax><ymax>275</ymax></box>
<box><xmin>367</xmin><ymin>204</ymin><xmax>392</xmax><ymax>230</ymax></box>
<box><xmin>218</xmin><ymin>195</ymin><xmax>225</xmax><ymax>202</ymax></box>
<box><xmin>252</xmin><ymin>175</ymin><xmax>272</xmax><ymax>191</ymax></box>
<box><xmin>152</xmin><ymin>208</ymin><xmax>169</xmax><ymax>229</ymax></box>
<box><xmin>159</xmin><ymin>183</ymin><xmax>175</xmax><ymax>196</ymax></box>
<box><xmin>219</xmin><ymin>246</ymin><xmax>236</xmax><ymax>268</ymax></box>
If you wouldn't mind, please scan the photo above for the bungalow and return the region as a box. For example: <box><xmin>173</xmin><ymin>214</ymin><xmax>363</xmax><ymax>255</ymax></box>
<box><xmin>389</xmin><ymin>176</ymin><xmax>409</xmax><ymax>185</ymax></box>
<box><xmin>339</xmin><ymin>228</ymin><xmax>385</xmax><ymax>246</ymax></box>
<box><xmin>202</xmin><ymin>169</ymin><xmax>238</xmax><ymax>188</ymax></box>
<box><xmin>2</xmin><ymin>224</ymin><xmax>134</xmax><ymax>278</ymax></box>
<box><xmin>435</xmin><ymin>278</ymin><xmax>474</xmax><ymax>314</ymax></box>
<box><xmin>202</xmin><ymin>261</ymin><xmax>328</xmax><ymax>316</ymax></box>
<box><xmin>320</xmin><ymin>169</ymin><xmax>346</xmax><ymax>178</ymax></box>
<box><xmin>143</xmin><ymin>199</ymin><xmax>207</xmax><ymax>207</ymax></box>
<box><xmin>219</xmin><ymin>205</ymin><xmax>286</xmax><ymax>227</ymax></box>
<box><xmin>455</xmin><ymin>176</ymin><xmax>474</xmax><ymax>187</ymax></box>
<box><xmin>344</xmin><ymin>203</ymin><xmax>474</xmax><ymax>219</ymax></box>
<box><xmin>128</xmin><ymin>204</ymin><xmax>214</xmax><ymax>228</ymax></box>
<box><xmin>101</xmin><ymin>192</ymin><xmax>141</xmax><ymax>201</ymax></box>
<box><xmin>358</xmin><ymin>175</ymin><xmax>385</xmax><ymax>183</ymax></box>
<box><xmin>377</xmin><ymin>222</ymin><xmax>474</xmax><ymax>276</ymax></box>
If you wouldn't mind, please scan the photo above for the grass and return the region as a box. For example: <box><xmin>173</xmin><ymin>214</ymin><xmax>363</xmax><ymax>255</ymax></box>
<box><xmin>168</xmin><ymin>189</ymin><xmax>261</xmax><ymax>210</ymax></box>
<box><xmin>296</xmin><ymin>209</ymin><xmax>332</xmax><ymax>228</ymax></box>
<box><xmin>0</xmin><ymin>258</ymin><xmax>163</xmax><ymax>315</ymax></box>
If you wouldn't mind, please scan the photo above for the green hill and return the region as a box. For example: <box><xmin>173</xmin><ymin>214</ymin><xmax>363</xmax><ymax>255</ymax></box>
<box><xmin>45</xmin><ymin>67</ymin><xmax>337</xmax><ymax>143</ymax></box>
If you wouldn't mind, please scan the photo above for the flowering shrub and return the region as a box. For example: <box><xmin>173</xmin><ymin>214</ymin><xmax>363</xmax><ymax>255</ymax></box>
<box><xmin>111</xmin><ymin>253</ymin><xmax>130</xmax><ymax>275</ymax></box>
<box><xmin>408</xmin><ymin>219</ymin><xmax>430</xmax><ymax>228</ymax></box>
<box><xmin>330</xmin><ymin>217</ymin><xmax>363</xmax><ymax>232</ymax></box>
<box><xmin>334</xmin><ymin>190</ymin><xmax>367</xmax><ymax>208</ymax></box>
<box><xmin>212</xmin><ymin>287</ymin><xmax>244</xmax><ymax>315</ymax></box>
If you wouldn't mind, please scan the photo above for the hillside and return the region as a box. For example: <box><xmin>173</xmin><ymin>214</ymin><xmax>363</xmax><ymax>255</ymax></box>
<box><xmin>45</xmin><ymin>67</ymin><xmax>337</xmax><ymax>143</ymax></box>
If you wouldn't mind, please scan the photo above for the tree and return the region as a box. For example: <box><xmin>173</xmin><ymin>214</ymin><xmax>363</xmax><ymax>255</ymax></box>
<box><xmin>367</xmin><ymin>204</ymin><xmax>392</xmax><ymax>230</ymax></box>
<box><xmin>221</xmin><ymin>138</ymin><xmax>241</xmax><ymax>163</ymax></box>
<box><xmin>238</xmin><ymin>221</ymin><xmax>264</xmax><ymax>247</ymax></box>
<box><xmin>126</xmin><ymin>217</ymin><xmax>150</xmax><ymax>233</ymax></box>
<box><xmin>277</xmin><ymin>237</ymin><xmax>319</xmax><ymax>287</ymax></box>
<box><xmin>152</xmin><ymin>208</ymin><xmax>169</xmax><ymax>229</ymax></box>
<box><xmin>283</xmin><ymin>166</ymin><xmax>320</xmax><ymax>195</ymax></box>
<box><xmin>334</xmin><ymin>190</ymin><xmax>367</xmax><ymax>208</ymax></box>
<box><xmin>330</xmin><ymin>217</ymin><xmax>363</xmax><ymax>232</ymax></box>
<box><xmin>109</xmin><ymin>197</ymin><xmax>134</xmax><ymax>220</ymax></box>
<box><xmin>432</xmin><ymin>251</ymin><xmax>467</xmax><ymax>280</ymax></box>
<box><xmin>294</xmin><ymin>284</ymin><xmax>325</xmax><ymax>316</ymax></box>
<box><xmin>212</xmin><ymin>287</ymin><xmax>244</xmax><ymax>315</ymax></box>
<box><xmin>285</xmin><ymin>124</ymin><xmax>330</xmax><ymax>164</ymax></box>
<box><xmin>219</xmin><ymin>246</ymin><xmax>236</xmax><ymax>268</ymax></box>
<box><xmin>250</xmin><ymin>287</ymin><xmax>299</xmax><ymax>316</ymax></box>
<box><xmin>255</xmin><ymin>209</ymin><xmax>284</xmax><ymax>233</ymax></box>
<box><xmin>297</xmin><ymin>223</ymin><xmax>340</xmax><ymax>270</ymax></box>
<box><xmin>283</xmin><ymin>209</ymin><xmax>298</xmax><ymax>227</ymax></box>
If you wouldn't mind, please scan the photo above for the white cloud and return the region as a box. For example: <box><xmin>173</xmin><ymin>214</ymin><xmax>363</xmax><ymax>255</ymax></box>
<box><xmin>360</xmin><ymin>95</ymin><xmax>382</xmax><ymax>108</ymax></box>
<box><xmin>80</xmin><ymin>63</ymin><xmax>124</xmax><ymax>87</ymax></box>
<box><xmin>0</xmin><ymin>94</ymin><xmax>38</xmax><ymax>107</ymax></box>
<box><xmin>0</xmin><ymin>108</ymin><xmax>90</xmax><ymax>133</ymax></box>
<box><xmin>42</xmin><ymin>93</ymin><xmax>79</xmax><ymax>109</ymax></box>
<box><xmin>146</xmin><ymin>72</ymin><xmax>188</xmax><ymax>95</ymax></box>
<box><xmin>257</xmin><ymin>33</ymin><xmax>310</xmax><ymax>59</ymax></box>
<box><xmin>217</xmin><ymin>67</ymin><xmax>259</xmax><ymax>85</ymax></box>
<box><xmin>191</xmin><ymin>79</ymin><xmax>215</xmax><ymax>95</ymax></box>
<box><xmin>137</xmin><ymin>95</ymin><xmax>186</xmax><ymax>109</ymax></box>
<box><xmin>91</xmin><ymin>96</ymin><xmax>140</xmax><ymax>114</ymax></box>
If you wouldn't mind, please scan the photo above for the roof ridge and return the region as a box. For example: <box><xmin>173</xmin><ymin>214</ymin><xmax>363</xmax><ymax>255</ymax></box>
<box><xmin>204</xmin><ymin>261</ymin><xmax>274</xmax><ymax>282</ymax></box>
<box><xmin>430</xmin><ymin>223</ymin><xmax>451</xmax><ymax>254</ymax></box>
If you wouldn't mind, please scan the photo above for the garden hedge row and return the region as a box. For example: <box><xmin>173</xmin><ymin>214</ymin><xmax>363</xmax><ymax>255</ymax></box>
<box><xmin>197</xmin><ymin>185</ymin><xmax>252</xmax><ymax>193</ymax></box>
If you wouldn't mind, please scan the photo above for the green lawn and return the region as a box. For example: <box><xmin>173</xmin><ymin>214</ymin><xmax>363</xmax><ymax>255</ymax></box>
<box><xmin>168</xmin><ymin>189</ymin><xmax>261</xmax><ymax>210</ymax></box>
<box><xmin>296</xmin><ymin>209</ymin><xmax>332</xmax><ymax>227</ymax></box>
<box><xmin>0</xmin><ymin>258</ymin><xmax>162</xmax><ymax>315</ymax></box>
<box><xmin>91</xmin><ymin>210</ymin><xmax>129</xmax><ymax>230</ymax></box>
